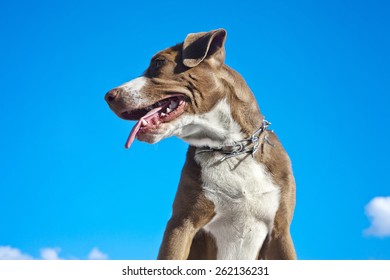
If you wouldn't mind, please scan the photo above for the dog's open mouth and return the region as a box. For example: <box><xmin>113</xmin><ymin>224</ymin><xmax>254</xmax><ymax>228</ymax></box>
<box><xmin>120</xmin><ymin>95</ymin><xmax>187</xmax><ymax>149</ymax></box>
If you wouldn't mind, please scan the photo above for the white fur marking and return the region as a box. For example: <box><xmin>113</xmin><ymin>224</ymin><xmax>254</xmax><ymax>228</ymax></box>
<box><xmin>119</xmin><ymin>76</ymin><xmax>147</xmax><ymax>91</ymax></box>
<box><xmin>169</xmin><ymin>98</ymin><xmax>281</xmax><ymax>259</ymax></box>
<box><xmin>118</xmin><ymin>76</ymin><xmax>148</xmax><ymax>107</ymax></box>
<box><xmin>198</xmin><ymin>154</ymin><xmax>280</xmax><ymax>259</ymax></box>
<box><xmin>177</xmin><ymin>99</ymin><xmax>244</xmax><ymax>147</ymax></box>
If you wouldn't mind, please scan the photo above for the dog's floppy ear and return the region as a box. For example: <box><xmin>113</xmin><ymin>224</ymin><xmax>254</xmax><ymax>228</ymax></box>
<box><xmin>182</xmin><ymin>29</ymin><xmax>227</xmax><ymax>68</ymax></box>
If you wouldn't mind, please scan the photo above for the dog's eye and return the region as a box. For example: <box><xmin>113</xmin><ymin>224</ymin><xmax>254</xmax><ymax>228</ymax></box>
<box><xmin>151</xmin><ymin>58</ymin><xmax>166</xmax><ymax>69</ymax></box>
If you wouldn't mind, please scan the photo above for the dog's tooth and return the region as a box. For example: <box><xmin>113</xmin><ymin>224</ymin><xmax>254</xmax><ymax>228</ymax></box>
<box><xmin>169</xmin><ymin>101</ymin><xmax>177</xmax><ymax>109</ymax></box>
<box><xmin>160</xmin><ymin>113</ymin><xmax>166</xmax><ymax>117</ymax></box>
<box><xmin>141</xmin><ymin>119</ymin><xmax>148</xmax><ymax>125</ymax></box>
<box><xmin>166</xmin><ymin>108</ymin><xmax>172</xmax><ymax>113</ymax></box>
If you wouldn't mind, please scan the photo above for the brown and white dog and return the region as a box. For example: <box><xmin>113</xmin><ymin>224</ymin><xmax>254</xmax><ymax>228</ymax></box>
<box><xmin>105</xmin><ymin>29</ymin><xmax>296</xmax><ymax>260</ymax></box>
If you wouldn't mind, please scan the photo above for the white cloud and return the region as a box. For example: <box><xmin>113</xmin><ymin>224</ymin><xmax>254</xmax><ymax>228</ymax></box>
<box><xmin>0</xmin><ymin>246</ymin><xmax>33</xmax><ymax>260</ymax></box>
<box><xmin>0</xmin><ymin>246</ymin><xmax>108</xmax><ymax>260</ymax></box>
<box><xmin>40</xmin><ymin>247</ymin><xmax>62</xmax><ymax>260</ymax></box>
<box><xmin>364</xmin><ymin>196</ymin><xmax>390</xmax><ymax>237</ymax></box>
<box><xmin>88</xmin><ymin>247</ymin><xmax>108</xmax><ymax>260</ymax></box>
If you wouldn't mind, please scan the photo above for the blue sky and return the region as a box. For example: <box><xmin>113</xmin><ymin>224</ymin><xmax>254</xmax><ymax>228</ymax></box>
<box><xmin>0</xmin><ymin>0</ymin><xmax>389</xmax><ymax>260</ymax></box>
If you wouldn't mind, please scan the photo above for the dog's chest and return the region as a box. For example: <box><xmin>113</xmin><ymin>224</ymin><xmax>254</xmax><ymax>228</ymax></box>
<box><xmin>195</xmin><ymin>152</ymin><xmax>280</xmax><ymax>259</ymax></box>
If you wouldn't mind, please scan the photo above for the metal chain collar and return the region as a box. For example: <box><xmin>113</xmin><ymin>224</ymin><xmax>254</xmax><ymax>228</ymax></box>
<box><xmin>197</xmin><ymin>119</ymin><xmax>275</xmax><ymax>162</ymax></box>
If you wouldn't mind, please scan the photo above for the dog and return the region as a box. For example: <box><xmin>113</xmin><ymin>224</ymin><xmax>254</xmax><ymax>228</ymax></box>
<box><xmin>105</xmin><ymin>29</ymin><xmax>296</xmax><ymax>260</ymax></box>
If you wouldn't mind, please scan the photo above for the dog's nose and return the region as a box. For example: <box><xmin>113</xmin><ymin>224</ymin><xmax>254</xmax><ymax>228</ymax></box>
<box><xmin>105</xmin><ymin>88</ymin><xmax>122</xmax><ymax>104</ymax></box>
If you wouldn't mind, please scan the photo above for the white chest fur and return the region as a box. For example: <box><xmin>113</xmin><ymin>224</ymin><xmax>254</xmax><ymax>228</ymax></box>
<box><xmin>195</xmin><ymin>152</ymin><xmax>280</xmax><ymax>260</ymax></box>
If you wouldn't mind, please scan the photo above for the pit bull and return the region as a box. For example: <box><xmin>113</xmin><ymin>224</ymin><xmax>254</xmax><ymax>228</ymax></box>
<box><xmin>105</xmin><ymin>29</ymin><xmax>297</xmax><ymax>260</ymax></box>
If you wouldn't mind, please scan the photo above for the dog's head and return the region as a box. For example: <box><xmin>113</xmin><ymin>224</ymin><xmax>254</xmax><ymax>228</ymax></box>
<box><xmin>105</xmin><ymin>29</ymin><xmax>261</xmax><ymax>149</ymax></box>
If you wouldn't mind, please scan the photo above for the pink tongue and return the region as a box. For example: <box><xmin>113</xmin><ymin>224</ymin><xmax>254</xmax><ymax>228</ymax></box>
<box><xmin>124</xmin><ymin>106</ymin><xmax>163</xmax><ymax>149</ymax></box>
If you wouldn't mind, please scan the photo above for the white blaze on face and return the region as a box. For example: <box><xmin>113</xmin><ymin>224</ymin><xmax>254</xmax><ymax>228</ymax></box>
<box><xmin>118</xmin><ymin>76</ymin><xmax>148</xmax><ymax>107</ymax></box>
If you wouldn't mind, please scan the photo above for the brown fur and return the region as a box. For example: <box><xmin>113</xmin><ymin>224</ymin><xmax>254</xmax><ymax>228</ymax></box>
<box><xmin>105</xmin><ymin>29</ymin><xmax>296</xmax><ymax>260</ymax></box>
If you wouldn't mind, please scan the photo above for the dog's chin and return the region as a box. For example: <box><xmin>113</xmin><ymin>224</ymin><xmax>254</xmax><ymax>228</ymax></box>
<box><xmin>136</xmin><ymin>112</ymin><xmax>192</xmax><ymax>144</ymax></box>
<box><xmin>136</xmin><ymin>123</ymin><xmax>173</xmax><ymax>144</ymax></box>
<box><xmin>137</xmin><ymin>131</ymin><xmax>165</xmax><ymax>144</ymax></box>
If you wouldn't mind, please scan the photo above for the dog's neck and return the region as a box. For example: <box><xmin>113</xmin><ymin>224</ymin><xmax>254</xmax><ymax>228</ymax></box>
<box><xmin>178</xmin><ymin>66</ymin><xmax>264</xmax><ymax>150</ymax></box>
<box><xmin>196</xmin><ymin>119</ymin><xmax>273</xmax><ymax>161</ymax></box>
<box><xmin>178</xmin><ymin>99</ymin><xmax>264</xmax><ymax>152</ymax></box>
<box><xmin>178</xmin><ymin>98</ymin><xmax>243</xmax><ymax>147</ymax></box>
